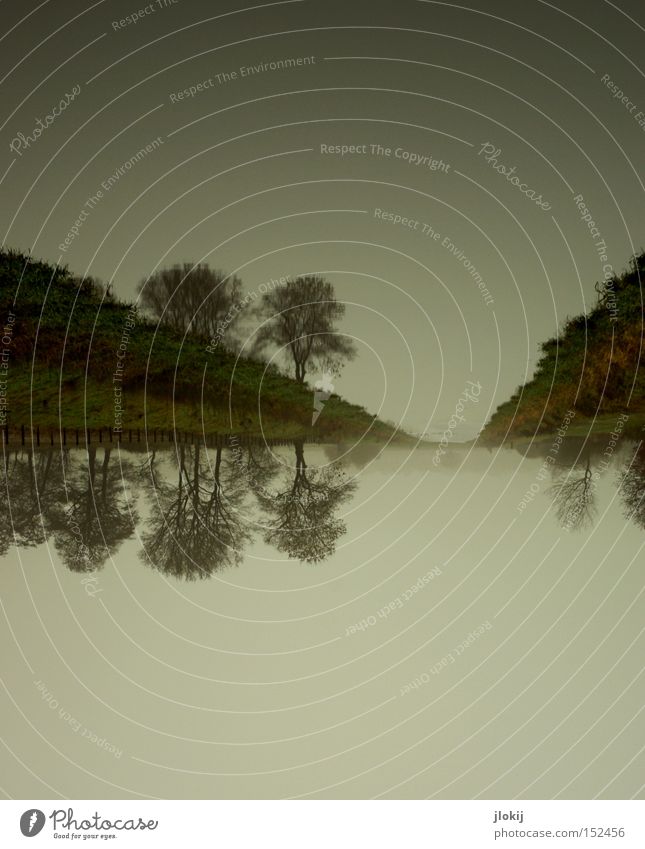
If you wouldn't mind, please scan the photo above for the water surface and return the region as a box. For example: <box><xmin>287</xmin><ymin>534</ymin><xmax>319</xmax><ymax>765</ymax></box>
<box><xmin>1</xmin><ymin>437</ymin><xmax>644</xmax><ymax>799</ymax></box>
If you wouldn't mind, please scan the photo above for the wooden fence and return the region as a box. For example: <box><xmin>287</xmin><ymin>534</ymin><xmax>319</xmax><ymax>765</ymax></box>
<box><xmin>1</xmin><ymin>424</ymin><xmax>320</xmax><ymax>449</ymax></box>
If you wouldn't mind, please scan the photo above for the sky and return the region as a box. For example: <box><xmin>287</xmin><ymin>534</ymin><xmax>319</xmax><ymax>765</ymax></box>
<box><xmin>2</xmin><ymin>2</ymin><xmax>645</xmax><ymax>805</ymax></box>
<box><xmin>1</xmin><ymin>0</ymin><xmax>644</xmax><ymax>438</ymax></box>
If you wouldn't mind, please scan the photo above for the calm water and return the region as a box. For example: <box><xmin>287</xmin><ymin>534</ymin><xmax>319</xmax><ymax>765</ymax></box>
<box><xmin>1</xmin><ymin>436</ymin><xmax>644</xmax><ymax>799</ymax></box>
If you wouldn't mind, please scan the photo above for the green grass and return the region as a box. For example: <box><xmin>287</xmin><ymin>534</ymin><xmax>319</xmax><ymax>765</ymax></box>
<box><xmin>481</xmin><ymin>251</ymin><xmax>645</xmax><ymax>444</ymax></box>
<box><xmin>0</xmin><ymin>249</ymin><xmax>407</xmax><ymax>443</ymax></box>
<box><xmin>10</xmin><ymin>367</ymin><xmax>399</xmax><ymax>441</ymax></box>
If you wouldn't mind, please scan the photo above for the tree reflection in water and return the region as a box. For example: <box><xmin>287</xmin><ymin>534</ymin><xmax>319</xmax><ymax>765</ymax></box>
<box><xmin>140</xmin><ymin>443</ymin><xmax>251</xmax><ymax>580</ymax></box>
<box><xmin>2</xmin><ymin>439</ymin><xmax>358</xmax><ymax>577</ymax></box>
<box><xmin>0</xmin><ymin>446</ymin><xmax>138</xmax><ymax>571</ymax></box>
<box><xmin>548</xmin><ymin>455</ymin><xmax>597</xmax><ymax>532</ymax></box>
<box><xmin>256</xmin><ymin>440</ymin><xmax>357</xmax><ymax>564</ymax></box>
<box><xmin>619</xmin><ymin>441</ymin><xmax>645</xmax><ymax>530</ymax></box>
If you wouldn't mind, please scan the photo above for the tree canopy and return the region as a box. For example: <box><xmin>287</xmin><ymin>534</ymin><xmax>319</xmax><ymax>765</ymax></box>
<box><xmin>137</xmin><ymin>262</ymin><xmax>244</xmax><ymax>345</ymax></box>
<box><xmin>253</xmin><ymin>275</ymin><xmax>357</xmax><ymax>383</ymax></box>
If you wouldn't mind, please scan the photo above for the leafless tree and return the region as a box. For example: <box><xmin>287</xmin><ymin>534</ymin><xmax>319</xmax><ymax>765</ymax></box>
<box><xmin>619</xmin><ymin>442</ymin><xmax>645</xmax><ymax>529</ymax></box>
<box><xmin>141</xmin><ymin>444</ymin><xmax>251</xmax><ymax>580</ymax></box>
<box><xmin>137</xmin><ymin>263</ymin><xmax>244</xmax><ymax>345</ymax></box>
<box><xmin>253</xmin><ymin>276</ymin><xmax>356</xmax><ymax>383</ymax></box>
<box><xmin>256</xmin><ymin>440</ymin><xmax>357</xmax><ymax>563</ymax></box>
<box><xmin>549</xmin><ymin>456</ymin><xmax>597</xmax><ymax>531</ymax></box>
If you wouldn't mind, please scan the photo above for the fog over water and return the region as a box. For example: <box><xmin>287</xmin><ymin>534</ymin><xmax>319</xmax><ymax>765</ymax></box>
<box><xmin>2</xmin><ymin>0</ymin><xmax>645</xmax><ymax>808</ymax></box>
<box><xmin>2</xmin><ymin>437</ymin><xmax>644</xmax><ymax>798</ymax></box>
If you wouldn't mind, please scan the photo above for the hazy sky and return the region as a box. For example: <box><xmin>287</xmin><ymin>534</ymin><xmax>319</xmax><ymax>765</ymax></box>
<box><xmin>3</xmin><ymin>3</ymin><xmax>645</xmax><ymax>803</ymax></box>
<box><xmin>2</xmin><ymin>0</ymin><xmax>644</xmax><ymax>437</ymax></box>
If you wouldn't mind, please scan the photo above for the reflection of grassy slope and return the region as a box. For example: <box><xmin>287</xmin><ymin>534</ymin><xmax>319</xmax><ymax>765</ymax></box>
<box><xmin>483</xmin><ymin>252</ymin><xmax>645</xmax><ymax>444</ymax></box>
<box><xmin>0</xmin><ymin>249</ymin><xmax>400</xmax><ymax>441</ymax></box>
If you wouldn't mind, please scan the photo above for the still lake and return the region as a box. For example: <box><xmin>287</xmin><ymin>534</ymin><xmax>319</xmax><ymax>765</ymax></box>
<box><xmin>1</xmin><ymin>436</ymin><xmax>644</xmax><ymax>798</ymax></box>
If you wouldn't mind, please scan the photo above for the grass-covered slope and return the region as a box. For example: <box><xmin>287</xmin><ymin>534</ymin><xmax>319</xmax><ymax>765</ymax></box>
<box><xmin>0</xmin><ymin>249</ymin><xmax>400</xmax><ymax>442</ymax></box>
<box><xmin>482</xmin><ymin>252</ymin><xmax>645</xmax><ymax>444</ymax></box>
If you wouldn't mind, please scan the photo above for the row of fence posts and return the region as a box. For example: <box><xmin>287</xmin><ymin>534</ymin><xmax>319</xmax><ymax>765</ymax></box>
<box><xmin>1</xmin><ymin>424</ymin><xmax>319</xmax><ymax>448</ymax></box>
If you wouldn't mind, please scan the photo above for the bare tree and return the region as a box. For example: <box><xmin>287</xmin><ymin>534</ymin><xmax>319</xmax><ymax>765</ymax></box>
<box><xmin>49</xmin><ymin>447</ymin><xmax>138</xmax><ymax>572</ymax></box>
<box><xmin>0</xmin><ymin>449</ymin><xmax>63</xmax><ymax>552</ymax></box>
<box><xmin>256</xmin><ymin>440</ymin><xmax>357</xmax><ymax>563</ymax></box>
<box><xmin>141</xmin><ymin>444</ymin><xmax>251</xmax><ymax>580</ymax></box>
<box><xmin>619</xmin><ymin>442</ymin><xmax>645</xmax><ymax>529</ymax></box>
<box><xmin>137</xmin><ymin>263</ymin><xmax>244</xmax><ymax>344</ymax></box>
<box><xmin>253</xmin><ymin>275</ymin><xmax>357</xmax><ymax>383</ymax></box>
<box><xmin>548</xmin><ymin>456</ymin><xmax>597</xmax><ymax>531</ymax></box>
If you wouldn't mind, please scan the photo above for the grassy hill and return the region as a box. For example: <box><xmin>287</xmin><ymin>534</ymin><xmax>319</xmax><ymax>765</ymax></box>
<box><xmin>482</xmin><ymin>251</ymin><xmax>645</xmax><ymax>444</ymax></box>
<box><xmin>0</xmin><ymin>249</ymin><xmax>401</xmax><ymax>442</ymax></box>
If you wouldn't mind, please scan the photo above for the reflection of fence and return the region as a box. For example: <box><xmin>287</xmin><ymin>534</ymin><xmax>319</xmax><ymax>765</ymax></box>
<box><xmin>1</xmin><ymin>424</ymin><xmax>319</xmax><ymax>449</ymax></box>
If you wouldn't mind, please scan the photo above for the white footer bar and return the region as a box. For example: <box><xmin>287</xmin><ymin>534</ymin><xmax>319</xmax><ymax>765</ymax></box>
<box><xmin>0</xmin><ymin>800</ymin><xmax>643</xmax><ymax>848</ymax></box>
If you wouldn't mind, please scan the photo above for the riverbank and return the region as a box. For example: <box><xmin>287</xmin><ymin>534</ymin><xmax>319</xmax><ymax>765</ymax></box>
<box><xmin>481</xmin><ymin>251</ymin><xmax>645</xmax><ymax>445</ymax></box>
